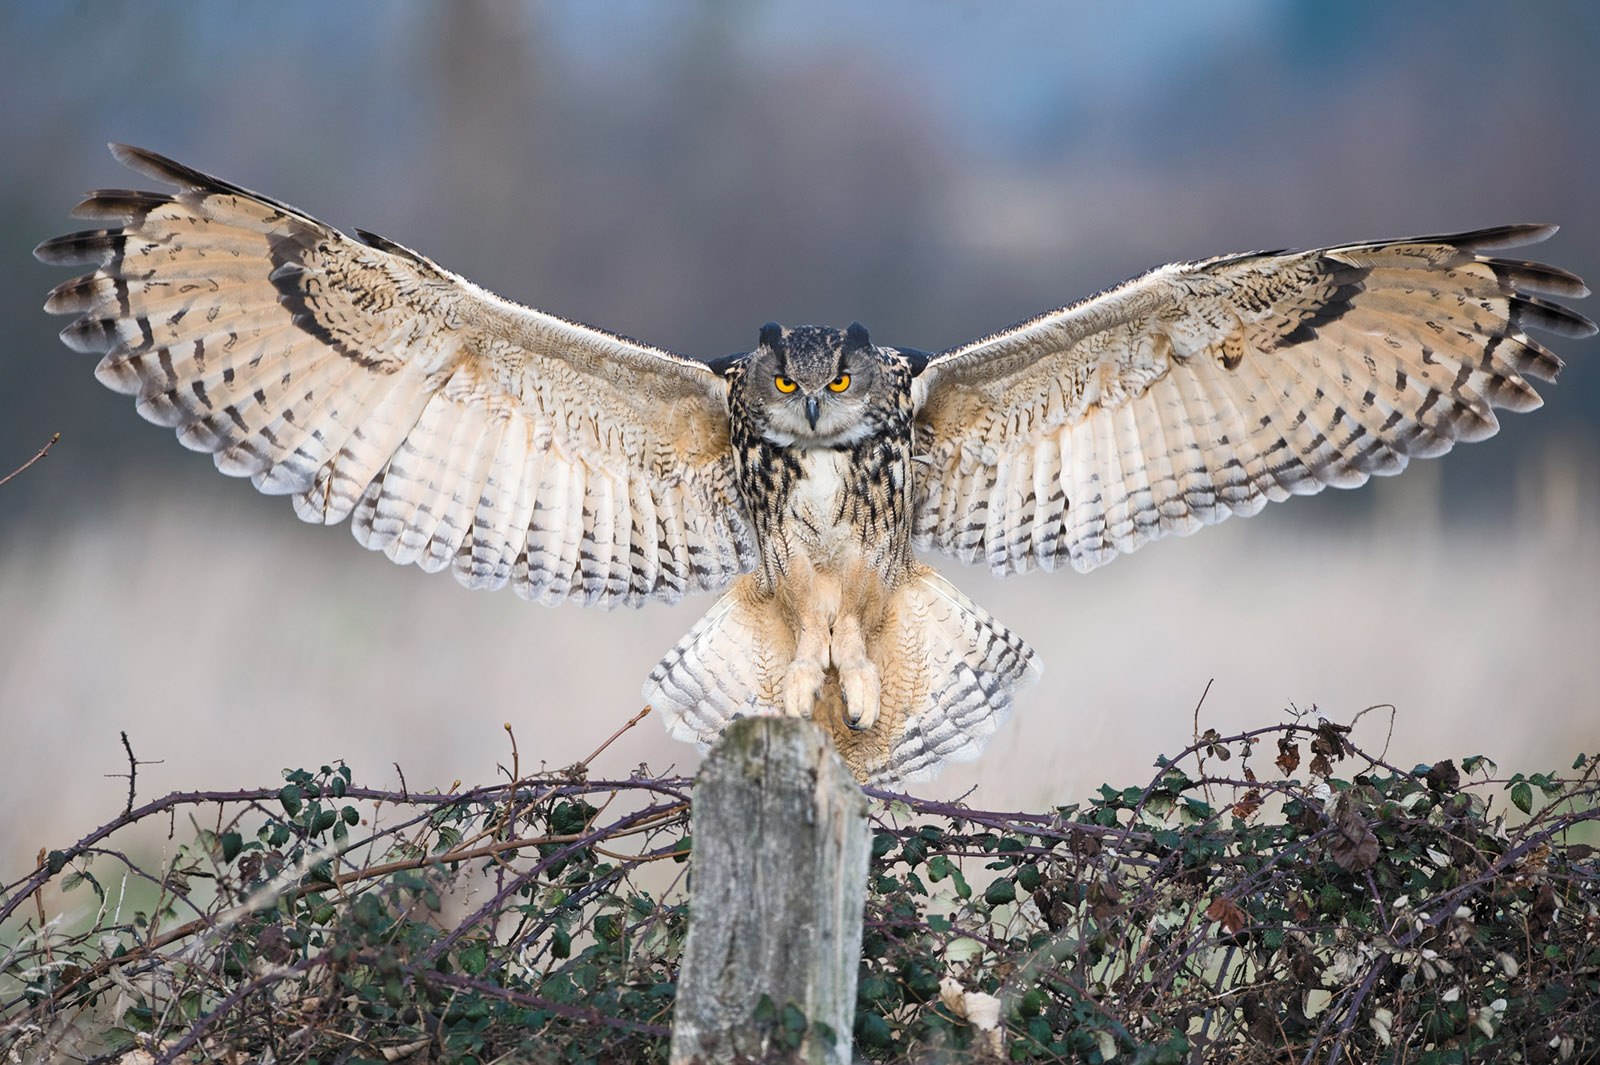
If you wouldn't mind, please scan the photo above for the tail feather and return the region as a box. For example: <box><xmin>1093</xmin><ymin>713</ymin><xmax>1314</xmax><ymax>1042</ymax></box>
<box><xmin>643</xmin><ymin>577</ymin><xmax>791</xmax><ymax>748</ymax></box>
<box><xmin>646</xmin><ymin>567</ymin><xmax>1038</xmax><ymax>785</ymax></box>
<box><xmin>844</xmin><ymin>568</ymin><xmax>1039</xmax><ymax>785</ymax></box>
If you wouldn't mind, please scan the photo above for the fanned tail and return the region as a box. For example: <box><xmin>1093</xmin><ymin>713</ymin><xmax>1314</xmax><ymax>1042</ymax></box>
<box><xmin>819</xmin><ymin>567</ymin><xmax>1039</xmax><ymax>785</ymax></box>
<box><xmin>643</xmin><ymin>576</ymin><xmax>790</xmax><ymax>749</ymax></box>
<box><xmin>644</xmin><ymin>567</ymin><xmax>1039</xmax><ymax>785</ymax></box>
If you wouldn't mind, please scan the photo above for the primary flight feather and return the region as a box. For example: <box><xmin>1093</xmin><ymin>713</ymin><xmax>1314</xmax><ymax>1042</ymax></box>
<box><xmin>37</xmin><ymin>145</ymin><xmax>1593</xmax><ymax>784</ymax></box>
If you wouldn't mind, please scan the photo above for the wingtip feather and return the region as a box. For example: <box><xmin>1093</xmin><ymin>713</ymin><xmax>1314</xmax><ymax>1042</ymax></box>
<box><xmin>1450</xmin><ymin>222</ymin><xmax>1559</xmax><ymax>251</ymax></box>
<box><xmin>107</xmin><ymin>143</ymin><xmax>199</xmax><ymax>188</ymax></box>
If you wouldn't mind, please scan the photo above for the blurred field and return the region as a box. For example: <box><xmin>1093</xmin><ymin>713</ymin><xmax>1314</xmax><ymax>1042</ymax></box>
<box><xmin>3</xmin><ymin>447</ymin><xmax>1596</xmax><ymax>871</ymax></box>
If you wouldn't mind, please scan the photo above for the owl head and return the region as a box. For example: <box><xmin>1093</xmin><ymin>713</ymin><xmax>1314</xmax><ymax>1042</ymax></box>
<box><xmin>740</xmin><ymin>321</ymin><xmax>888</xmax><ymax>447</ymax></box>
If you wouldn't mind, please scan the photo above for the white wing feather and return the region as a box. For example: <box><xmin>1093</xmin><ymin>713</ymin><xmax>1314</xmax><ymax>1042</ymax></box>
<box><xmin>38</xmin><ymin>144</ymin><xmax>755</xmax><ymax>607</ymax></box>
<box><xmin>913</xmin><ymin>227</ymin><xmax>1594</xmax><ymax>575</ymax></box>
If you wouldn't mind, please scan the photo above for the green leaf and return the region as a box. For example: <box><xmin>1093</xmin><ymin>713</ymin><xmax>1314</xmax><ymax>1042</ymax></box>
<box><xmin>859</xmin><ymin>974</ymin><xmax>894</xmax><ymax>1004</ymax></box>
<box><xmin>551</xmin><ymin>927</ymin><xmax>571</xmax><ymax>958</ymax></box>
<box><xmin>220</xmin><ymin>832</ymin><xmax>243</xmax><ymax>863</ymax></box>
<box><xmin>46</xmin><ymin>850</ymin><xmax>67</xmax><ymax>875</ymax></box>
<box><xmin>984</xmin><ymin>879</ymin><xmax>1016</xmax><ymax>906</ymax></box>
<box><xmin>459</xmin><ymin>942</ymin><xmax>488</xmax><ymax>975</ymax></box>
<box><xmin>857</xmin><ymin>1012</ymin><xmax>894</xmax><ymax>1048</ymax></box>
<box><xmin>279</xmin><ymin>785</ymin><xmax>303</xmax><ymax>817</ymax></box>
<box><xmin>1510</xmin><ymin>781</ymin><xmax>1533</xmax><ymax>815</ymax></box>
<box><xmin>901</xmin><ymin>835</ymin><xmax>928</xmax><ymax>866</ymax></box>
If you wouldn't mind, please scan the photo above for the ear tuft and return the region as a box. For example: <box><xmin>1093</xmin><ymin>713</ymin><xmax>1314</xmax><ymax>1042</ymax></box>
<box><xmin>758</xmin><ymin>321</ymin><xmax>784</xmax><ymax>350</ymax></box>
<box><xmin>846</xmin><ymin>321</ymin><xmax>872</xmax><ymax>350</ymax></box>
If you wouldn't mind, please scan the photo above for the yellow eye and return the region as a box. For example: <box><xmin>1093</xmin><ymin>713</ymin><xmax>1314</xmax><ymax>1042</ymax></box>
<box><xmin>774</xmin><ymin>376</ymin><xmax>798</xmax><ymax>393</ymax></box>
<box><xmin>828</xmin><ymin>373</ymin><xmax>851</xmax><ymax>393</ymax></box>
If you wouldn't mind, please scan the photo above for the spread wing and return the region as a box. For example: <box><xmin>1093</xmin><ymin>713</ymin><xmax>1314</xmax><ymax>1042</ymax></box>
<box><xmin>912</xmin><ymin>226</ymin><xmax>1594</xmax><ymax>575</ymax></box>
<box><xmin>37</xmin><ymin>144</ymin><xmax>755</xmax><ymax>607</ymax></box>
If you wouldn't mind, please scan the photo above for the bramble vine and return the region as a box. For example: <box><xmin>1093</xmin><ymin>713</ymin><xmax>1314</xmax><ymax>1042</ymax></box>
<box><xmin>3</xmin><ymin>710</ymin><xmax>1596</xmax><ymax>1063</ymax></box>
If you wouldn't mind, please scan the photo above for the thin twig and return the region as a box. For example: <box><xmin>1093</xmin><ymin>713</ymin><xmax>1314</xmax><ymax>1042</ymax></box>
<box><xmin>106</xmin><ymin>730</ymin><xmax>162</xmax><ymax>817</ymax></box>
<box><xmin>0</xmin><ymin>432</ymin><xmax>60</xmax><ymax>488</ymax></box>
<box><xmin>579</xmin><ymin>704</ymin><xmax>654</xmax><ymax>769</ymax></box>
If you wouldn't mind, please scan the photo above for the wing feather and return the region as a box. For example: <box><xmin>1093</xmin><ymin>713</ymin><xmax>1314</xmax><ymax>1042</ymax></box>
<box><xmin>38</xmin><ymin>144</ymin><xmax>753</xmax><ymax>606</ymax></box>
<box><xmin>420</xmin><ymin>402</ymin><xmax>500</xmax><ymax>573</ymax></box>
<box><xmin>582</xmin><ymin>467</ymin><xmax>620</xmax><ymax>604</ymax></box>
<box><xmin>914</xmin><ymin>227</ymin><xmax>1593</xmax><ymax>574</ymax></box>
<box><xmin>452</xmin><ymin>415</ymin><xmax>536</xmax><ymax>591</ymax></box>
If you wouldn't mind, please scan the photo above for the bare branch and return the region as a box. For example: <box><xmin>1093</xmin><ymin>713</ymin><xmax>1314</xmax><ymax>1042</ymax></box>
<box><xmin>0</xmin><ymin>433</ymin><xmax>61</xmax><ymax>488</ymax></box>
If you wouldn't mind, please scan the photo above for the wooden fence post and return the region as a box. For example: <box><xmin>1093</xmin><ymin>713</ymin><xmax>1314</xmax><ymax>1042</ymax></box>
<box><xmin>670</xmin><ymin>716</ymin><xmax>870</xmax><ymax>1065</ymax></box>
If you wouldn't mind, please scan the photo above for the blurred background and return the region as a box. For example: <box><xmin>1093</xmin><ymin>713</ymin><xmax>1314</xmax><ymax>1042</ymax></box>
<box><xmin>2</xmin><ymin>2</ymin><xmax>1597</xmax><ymax>870</ymax></box>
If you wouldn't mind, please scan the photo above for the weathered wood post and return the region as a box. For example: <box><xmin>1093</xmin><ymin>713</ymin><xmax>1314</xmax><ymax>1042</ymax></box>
<box><xmin>670</xmin><ymin>716</ymin><xmax>870</xmax><ymax>1065</ymax></box>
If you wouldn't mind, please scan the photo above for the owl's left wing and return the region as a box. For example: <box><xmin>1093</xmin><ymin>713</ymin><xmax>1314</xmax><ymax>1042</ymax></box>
<box><xmin>911</xmin><ymin>226</ymin><xmax>1594</xmax><ymax>575</ymax></box>
<box><xmin>38</xmin><ymin>144</ymin><xmax>754</xmax><ymax>607</ymax></box>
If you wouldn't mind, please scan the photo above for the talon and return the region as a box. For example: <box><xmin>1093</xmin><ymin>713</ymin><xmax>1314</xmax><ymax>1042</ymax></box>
<box><xmin>783</xmin><ymin>660</ymin><xmax>825</xmax><ymax>718</ymax></box>
<box><xmin>841</xmin><ymin>663</ymin><xmax>881</xmax><ymax>731</ymax></box>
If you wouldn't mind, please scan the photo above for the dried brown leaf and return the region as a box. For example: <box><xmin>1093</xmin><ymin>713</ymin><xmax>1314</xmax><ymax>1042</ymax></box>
<box><xmin>1206</xmin><ymin>896</ymin><xmax>1248</xmax><ymax>934</ymax></box>
<box><xmin>1328</xmin><ymin>794</ymin><xmax>1379</xmax><ymax>873</ymax></box>
<box><xmin>1532</xmin><ymin>882</ymin><xmax>1559</xmax><ymax>932</ymax></box>
<box><xmin>1276</xmin><ymin>738</ymin><xmax>1301</xmax><ymax>776</ymax></box>
<box><xmin>1311</xmin><ymin>720</ymin><xmax>1352</xmax><ymax>763</ymax></box>
<box><xmin>1425</xmin><ymin>759</ymin><xmax>1461</xmax><ymax>794</ymax></box>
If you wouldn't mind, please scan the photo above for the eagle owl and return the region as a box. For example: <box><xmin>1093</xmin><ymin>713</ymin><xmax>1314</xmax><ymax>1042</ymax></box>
<box><xmin>37</xmin><ymin>145</ymin><xmax>1593</xmax><ymax>784</ymax></box>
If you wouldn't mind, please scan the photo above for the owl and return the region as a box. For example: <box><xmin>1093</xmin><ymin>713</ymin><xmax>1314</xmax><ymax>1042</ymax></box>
<box><xmin>37</xmin><ymin>145</ymin><xmax>1593</xmax><ymax>784</ymax></box>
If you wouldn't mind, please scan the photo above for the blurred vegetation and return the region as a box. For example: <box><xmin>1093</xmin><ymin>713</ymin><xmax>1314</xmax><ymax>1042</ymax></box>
<box><xmin>3</xmin><ymin>714</ymin><xmax>1595</xmax><ymax>1063</ymax></box>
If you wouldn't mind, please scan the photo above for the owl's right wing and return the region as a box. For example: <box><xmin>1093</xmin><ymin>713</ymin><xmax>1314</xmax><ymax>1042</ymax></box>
<box><xmin>911</xmin><ymin>226</ymin><xmax>1593</xmax><ymax>575</ymax></box>
<box><xmin>37</xmin><ymin>144</ymin><xmax>754</xmax><ymax>607</ymax></box>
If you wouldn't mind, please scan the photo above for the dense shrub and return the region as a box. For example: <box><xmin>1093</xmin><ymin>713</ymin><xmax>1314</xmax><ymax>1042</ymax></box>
<box><xmin>3</xmin><ymin>711</ymin><xmax>1596</xmax><ymax>1063</ymax></box>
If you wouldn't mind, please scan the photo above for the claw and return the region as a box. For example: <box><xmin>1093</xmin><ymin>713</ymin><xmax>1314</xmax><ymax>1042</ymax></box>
<box><xmin>783</xmin><ymin>659</ymin><xmax>825</xmax><ymax>718</ymax></box>
<box><xmin>840</xmin><ymin>663</ymin><xmax>881</xmax><ymax>731</ymax></box>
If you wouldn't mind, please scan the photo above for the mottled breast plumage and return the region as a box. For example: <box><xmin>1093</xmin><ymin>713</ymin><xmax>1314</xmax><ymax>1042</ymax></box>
<box><xmin>724</xmin><ymin>324</ymin><xmax>917</xmax><ymax>588</ymax></box>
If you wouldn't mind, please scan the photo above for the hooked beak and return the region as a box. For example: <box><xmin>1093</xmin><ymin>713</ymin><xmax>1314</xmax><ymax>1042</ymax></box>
<box><xmin>805</xmin><ymin>395</ymin><xmax>820</xmax><ymax>429</ymax></box>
